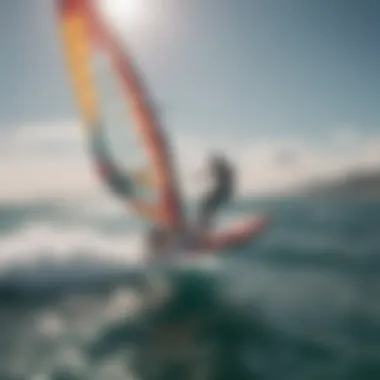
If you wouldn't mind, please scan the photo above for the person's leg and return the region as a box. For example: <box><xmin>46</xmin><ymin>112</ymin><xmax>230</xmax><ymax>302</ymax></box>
<box><xmin>197</xmin><ymin>191</ymin><xmax>213</xmax><ymax>229</ymax></box>
<box><xmin>198</xmin><ymin>188</ymin><xmax>227</xmax><ymax>229</ymax></box>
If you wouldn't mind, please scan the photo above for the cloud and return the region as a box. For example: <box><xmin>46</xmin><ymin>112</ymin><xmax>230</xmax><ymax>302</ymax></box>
<box><xmin>0</xmin><ymin>122</ymin><xmax>380</xmax><ymax>202</ymax></box>
<box><xmin>0</xmin><ymin>122</ymin><xmax>100</xmax><ymax>202</ymax></box>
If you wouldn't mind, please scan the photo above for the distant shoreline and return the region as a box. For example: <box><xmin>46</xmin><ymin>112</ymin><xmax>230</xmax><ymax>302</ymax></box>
<box><xmin>300</xmin><ymin>169</ymin><xmax>380</xmax><ymax>199</ymax></box>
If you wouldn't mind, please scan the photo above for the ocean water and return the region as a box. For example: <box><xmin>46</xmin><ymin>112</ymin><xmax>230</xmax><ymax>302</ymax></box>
<box><xmin>1</xmin><ymin>196</ymin><xmax>380</xmax><ymax>380</ymax></box>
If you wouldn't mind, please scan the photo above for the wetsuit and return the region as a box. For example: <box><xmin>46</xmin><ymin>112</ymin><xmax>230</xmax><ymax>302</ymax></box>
<box><xmin>198</xmin><ymin>156</ymin><xmax>234</xmax><ymax>229</ymax></box>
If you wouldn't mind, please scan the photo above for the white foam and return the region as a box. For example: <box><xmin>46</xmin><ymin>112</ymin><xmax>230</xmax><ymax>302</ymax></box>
<box><xmin>0</xmin><ymin>223</ymin><xmax>147</xmax><ymax>270</ymax></box>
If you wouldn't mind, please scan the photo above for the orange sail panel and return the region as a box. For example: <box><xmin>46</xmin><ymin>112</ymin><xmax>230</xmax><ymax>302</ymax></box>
<box><xmin>58</xmin><ymin>0</ymin><xmax>183</xmax><ymax>230</ymax></box>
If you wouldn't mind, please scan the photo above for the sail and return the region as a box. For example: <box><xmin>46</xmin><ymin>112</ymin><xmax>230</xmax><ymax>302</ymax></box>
<box><xmin>58</xmin><ymin>0</ymin><xmax>183</xmax><ymax>230</ymax></box>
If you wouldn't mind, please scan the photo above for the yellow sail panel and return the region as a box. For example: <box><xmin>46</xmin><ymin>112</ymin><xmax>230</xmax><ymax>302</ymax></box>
<box><xmin>60</xmin><ymin>13</ymin><xmax>98</xmax><ymax>125</ymax></box>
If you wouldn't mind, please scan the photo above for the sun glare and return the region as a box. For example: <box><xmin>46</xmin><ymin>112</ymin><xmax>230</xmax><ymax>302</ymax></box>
<box><xmin>98</xmin><ymin>0</ymin><xmax>145</xmax><ymax>28</ymax></box>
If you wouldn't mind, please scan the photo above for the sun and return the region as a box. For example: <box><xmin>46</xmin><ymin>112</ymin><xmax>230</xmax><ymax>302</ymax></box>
<box><xmin>97</xmin><ymin>0</ymin><xmax>145</xmax><ymax>28</ymax></box>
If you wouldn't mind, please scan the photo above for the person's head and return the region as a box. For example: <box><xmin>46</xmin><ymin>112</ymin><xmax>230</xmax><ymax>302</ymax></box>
<box><xmin>208</xmin><ymin>152</ymin><xmax>229</xmax><ymax>169</ymax></box>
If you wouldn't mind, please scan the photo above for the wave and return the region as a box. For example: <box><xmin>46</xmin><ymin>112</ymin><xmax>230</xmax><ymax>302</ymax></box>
<box><xmin>0</xmin><ymin>222</ymin><xmax>146</xmax><ymax>270</ymax></box>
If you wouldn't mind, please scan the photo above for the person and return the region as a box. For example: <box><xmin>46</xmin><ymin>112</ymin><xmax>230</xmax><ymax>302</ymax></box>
<box><xmin>197</xmin><ymin>153</ymin><xmax>235</xmax><ymax>230</ymax></box>
<box><xmin>146</xmin><ymin>152</ymin><xmax>236</xmax><ymax>254</ymax></box>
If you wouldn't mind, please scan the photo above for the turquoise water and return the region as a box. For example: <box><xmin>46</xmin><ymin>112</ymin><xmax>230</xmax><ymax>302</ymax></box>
<box><xmin>1</xmin><ymin>196</ymin><xmax>380</xmax><ymax>379</ymax></box>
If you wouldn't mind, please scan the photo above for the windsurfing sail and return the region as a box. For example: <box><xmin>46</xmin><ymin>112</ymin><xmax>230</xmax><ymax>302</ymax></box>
<box><xmin>58</xmin><ymin>0</ymin><xmax>184</xmax><ymax>231</ymax></box>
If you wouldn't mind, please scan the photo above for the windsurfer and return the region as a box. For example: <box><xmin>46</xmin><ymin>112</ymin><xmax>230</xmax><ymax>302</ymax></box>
<box><xmin>145</xmin><ymin>153</ymin><xmax>236</xmax><ymax>257</ymax></box>
<box><xmin>197</xmin><ymin>153</ymin><xmax>235</xmax><ymax>230</ymax></box>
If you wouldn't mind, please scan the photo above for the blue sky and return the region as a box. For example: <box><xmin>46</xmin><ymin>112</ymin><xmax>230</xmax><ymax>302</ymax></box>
<box><xmin>0</xmin><ymin>0</ymin><xmax>380</xmax><ymax>200</ymax></box>
<box><xmin>1</xmin><ymin>0</ymin><xmax>379</xmax><ymax>139</ymax></box>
